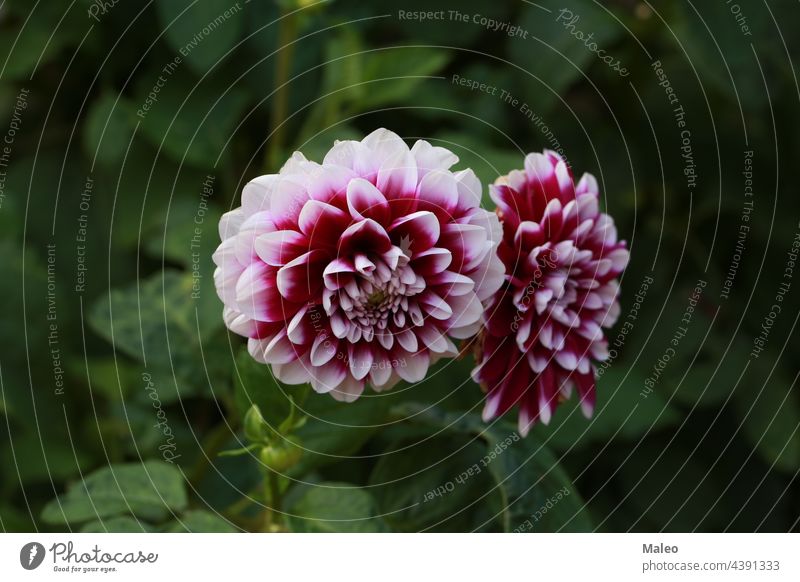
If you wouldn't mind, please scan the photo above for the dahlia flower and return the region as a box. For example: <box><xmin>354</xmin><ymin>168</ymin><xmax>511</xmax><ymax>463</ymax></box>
<box><xmin>214</xmin><ymin>129</ymin><xmax>504</xmax><ymax>402</ymax></box>
<box><xmin>473</xmin><ymin>151</ymin><xmax>628</xmax><ymax>435</ymax></box>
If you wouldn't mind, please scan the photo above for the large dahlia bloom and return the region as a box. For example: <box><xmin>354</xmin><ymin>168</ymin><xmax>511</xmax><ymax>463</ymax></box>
<box><xmin>473</xmin><ymin>151</ymin><xmax>629</xmax><ymax>435</ymax></box>
<box><xmin>214</xmin><ymin>129</ymin><xmax>504</xmax><ymax>402</ymax></box>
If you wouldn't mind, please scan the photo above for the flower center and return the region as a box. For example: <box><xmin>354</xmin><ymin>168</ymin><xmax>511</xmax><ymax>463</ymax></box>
<box><xmin>324</xmin><ymin>246</ymin><xmax>427</xmax><ymax>343</ymax></box>
<box><xmin>366</xmin><ymin>289</ymin><xmax>387</xmax><ymax>307</ymax></box>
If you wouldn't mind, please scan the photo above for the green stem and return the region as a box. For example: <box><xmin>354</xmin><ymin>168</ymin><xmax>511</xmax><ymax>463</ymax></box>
<box><xmin>269</xmin><ymin>471</ymin><xmax>283</xmax><ymax>513</ymax></box>
<box><xmin>265</xmin><ymin>8</ymin><xmax>298</xmax><ymax>172</ymax></box>
<box><xmin>261</xmin><ymin>471</ymin><xmax>284</xmax><ymax>532</ymax></box>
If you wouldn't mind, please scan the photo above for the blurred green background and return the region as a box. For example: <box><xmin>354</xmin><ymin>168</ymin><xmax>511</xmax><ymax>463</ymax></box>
<box><xmin>0</xmin><ymin>0</ymin><xmax>798</xmax><ymax>532</ymax></box>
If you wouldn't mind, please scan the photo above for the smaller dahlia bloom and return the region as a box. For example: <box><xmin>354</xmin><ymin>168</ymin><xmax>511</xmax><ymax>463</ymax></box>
<box><xmin>473</xmin><ymin>151</ymin><xmax>629</xmax><ymax>436</ymax></box>
<box><xmin>214</xmin><ymin>129</ymin><xmax>505</xmax><ymax>403</ymax></box>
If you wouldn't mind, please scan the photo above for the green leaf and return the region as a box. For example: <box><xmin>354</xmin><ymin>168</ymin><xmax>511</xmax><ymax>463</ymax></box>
<box><xmin>733</xmin><ymin>362</ymin><xmax>800</xmax><ymax>472</ymax></box>
<box><xmin>0</xmin><ymin>241</ymin><xmax>63</xmax><ymax>432</ymax></box>
<box><xmin>86</xmin><ymin>136</ymin><xmax>224</xmax><ymax>261</ymax></box>
<box><xmin>531</xmin><ymin>365</ymin><xmax>680</xmax><ymax>451</ymax></box>
<box><xmin>645</xmin><ymin>296</ymin><xmax>725</xmax><ymax>411</ymax></box>
<box><xmin>357</xmin><ymin>47</ymin><xmax>451</xmax><ymax>110</ymax></box>
<box><xmin>166</xmin><ymin>510</ymin><xmax>237</xmax><ymax>532</ymax></box>
<box><xmin>41</xmin><ymin>461</ymin><xmax>188</xmax><ymax>525</ymax></box>
<box><xmin>103</xmin><ymin>401</ymin><xmax>192</xmax><ymax>462</ymax></box>
<box><xmin>66</xmin><ymin>357</ymin><xmax>141</xmax><ymax>402</ymax></box>
<box><xmin>0</xmin><ymin>503</ymin><xmax>34</xmax><ymax>532</ymax></box>
<box><xmin>290</xmin><ymin>390</ymin><xmax>394</xmax><ymax>475</ymax></box>
<box><xmin>674</xmin><ymin>1</ymin><xmax>782</xmax><ymax>110</ymax></box>
<box><xmin>413</xmin><ymin>63</ymin><xmax>518</xmax><ymax>140</ymax></box>
<box><xmin>389</xmin><ymin>405</ymin><xmax>592</xmax><ymax>532</ymax></box>
<box><xmin>509</xmin><ymin>0</ymin><xmax>625</xmax><ymax>112</ymax></box>
<box><xmin>316</xmin><ymin>29</ymin><xmax>365</xmax><ymax>120</ymax></box>
<box><xmin>483</xmin><ymin>428</ymin><xmax>592</xmax><ymax>532</ymax></box>
<box><xmin>218</xmin><ymin>443</ymin><xmax>260</xmax><ymax>457</ymax></box>
<box><xmin>81</xmin><ymin>516</ymin><xmax>154</xmax><ymax>533</ymax></box>
<box><xmin>369</xmin><ymin>433</ymin><xmax>504</xmax><ymax>532</ymax></box>
<box><xmin>0</xmin><ymin>3</ymin><xmax>85</xmax><ymax>80</ymax></box>
<box><xmin>300</xmin><ymin>43</ymin><xmax>450</xmax><ymax>145</ymax></box>
<box><xmin>233</xmin><ymin>347</ymin><xmax>305</xmax><ymax>429</ymax></box>
<box><xmin>0</xmin><ymin>434</ymin><xmax>90</xmax><ymax>484</ymax></box>
<box><xmin>672</xmin><ymin>361</ymin><xmax>738</xmax><ymax>409</ymax></box>
<box><xmin>286</xmin><ymin>482</ymin><xmax>388</xmax><ymax>532</ymax></box>
<box><xmin>299</xmin><ymin>29</ymin><xmax>366</xmax><ymax>134</ymax></box>
<box><xmin>135</xmin><ymin>69</ymin><xmax>250</xmax><ymax>167</ymax></box>
<box><xmin>155</xmin><ymin>0</ymin><xmax>245</xmax><ymax>75</ymax></box>
<box><xmin>196</xmin><ymin>448</ymin><xmax>263</xmax><ymax>512</ymax></box>
<box><xmin>88</xmin><ymin>270</ymin><xmax>224</xmax><ymax>402</ymax></box>
<box><xmin>83</xmin><ymin>92</ymin><xmax>136</xmax><ymax>166</ymax></box>
<box><xmin>143</xmin><ymin>195</ymin><xmax>222</xmax><ymax>271</ymax></box>
<box><xmin>143</xmin><ymin>193</ymin><xmax>223</xmax><ymax>342</ymax></box>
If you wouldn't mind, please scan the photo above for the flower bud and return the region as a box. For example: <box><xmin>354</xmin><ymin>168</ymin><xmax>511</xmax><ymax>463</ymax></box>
<box><xmin>243</xmin><ymin>404</ymin><xmax>270</xmax><ymax>443</ymax></box>
<box><xmin>259</xmin><ymin>437</ymin><xmax>303</xmax><ymax>472</ymax></box>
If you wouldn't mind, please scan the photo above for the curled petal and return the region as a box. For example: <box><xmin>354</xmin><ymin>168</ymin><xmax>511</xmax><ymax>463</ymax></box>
<box><xmin>269</xmin><ymin>175</ymin><xmax>309</xmax><ymax>229</ymax></box>
<box><xmin>339</xmin><ymin>219</ymin><xmax>393</xmax><ymax>255</ymax></box>
<box><xmin>346</xmin><ymin>343</ymin><xmax>373</xmax><ymax>381</ymax></box>
<box><xmin>377</xmin><ymin>149</ymin><xmax>418</xmax><ymax>201</ymax></box>
<box><xmin>255</xmin><ymin>230</ymin><xmax>309</xmax><ymax>267</ymax></box>
<box><xmin>298</xmin><ymin>200</ymin><xmax>351</xmax><ymax>248</ymax></box>
<box><xmin>310</xmin><ymin>333</ymin><xmax>338</xmax><ymax>366</ymax></box>
<box><xmin>242</xmin><ymin>175</ymin><xmax>278</xmax><ymax>215</ymax></box>
<box><xmin>276</xmin><ymin>250</ymin><xmax>327</xmax><ymax>302</ymax></box>
<box><xmin>453</xmin><ymin>169</ymin><xmax>482</xmax><ymax>212</ymax></box>
<box><xmin>346</xmin><ymin>177</ymin><xmax>390</xmax><ymax>223</ymax></box>
<box><xmin>219</xmin><ymin>208</ymin><xmax>246</xmax><ymax>241</ymax></box>
<box><xmin>411</xmin><ymin>139</ymin><xmax>459</xmax><ymax>177</ymax></box>
<box><xmin>411</xmin><ymin>247</ymin><xmax>452</xmax><ymax>276</ymax></box>
<box><xmin>416</xmin><ymin>168</ymin><xmax>458</xmax><ymax>220</ymax></box>
<box><xmin>390</xmin><ymin>211</ymin><xmax>440</xmax><ymax>254</ymax></box>
<box><xmin>310</xmin><ymin>360</ymin><xmax>346</xmax><ymax>394</ymax></box>
<box><xmin>330</xmin><ymin>376</ymin><xmax>365</xmax><ymax>403</ymax></box>
<box><xmin>396</xmin><ymin>351</ymin><xmax>430</xmax><ymax>383</ymax></box>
